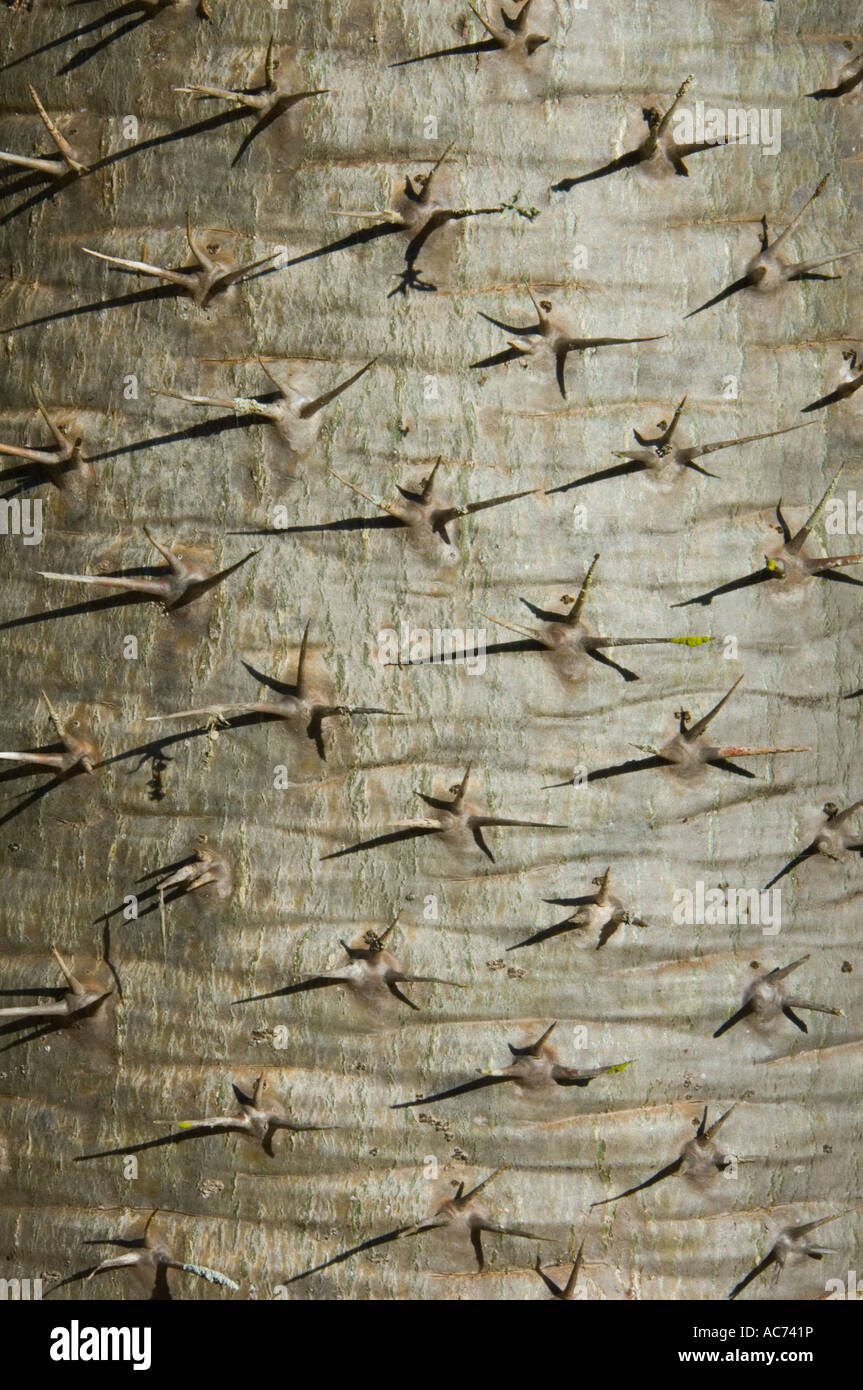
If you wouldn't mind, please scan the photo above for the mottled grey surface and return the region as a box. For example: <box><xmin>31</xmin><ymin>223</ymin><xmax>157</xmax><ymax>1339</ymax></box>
<box><xmin>0</xmin><ymin>0</ymin><xmax>861</xmax><ymax>1301</ymax></box>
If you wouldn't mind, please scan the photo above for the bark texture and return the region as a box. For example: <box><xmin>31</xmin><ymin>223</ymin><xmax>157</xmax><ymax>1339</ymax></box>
<box><xmin>0</xmin><ymin>0</ymin><xmax>861</xmax><ymax>1301</ymax></box>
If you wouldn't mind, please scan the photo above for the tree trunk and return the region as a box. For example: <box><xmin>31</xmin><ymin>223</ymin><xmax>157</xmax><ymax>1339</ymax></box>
<box><xmin>0</xmin><ymin>0</ymin><xmax>860</xmax><ymax>1302</ymax></box>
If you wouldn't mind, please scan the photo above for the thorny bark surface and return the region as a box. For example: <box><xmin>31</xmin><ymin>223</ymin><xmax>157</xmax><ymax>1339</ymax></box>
<box><xmin>0</xmin><ymin>0</ymin><xmax>861</xmax><ymax>1300</ymax></box>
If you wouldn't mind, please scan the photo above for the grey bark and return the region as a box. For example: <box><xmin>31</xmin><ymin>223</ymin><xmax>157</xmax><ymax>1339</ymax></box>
<box><xmin>0</xmin><ymin>0</ymin><xmax>860</xmax><ymax>1301</ymax></box>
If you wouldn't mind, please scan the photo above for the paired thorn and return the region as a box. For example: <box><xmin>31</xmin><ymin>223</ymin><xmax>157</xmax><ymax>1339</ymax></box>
<box><xmin>159</xmin><ymin>358</ymin><xmax>376</xmax><ymax>467</ymax></box>
<box><xmin>45</xmin><ymin>1210</ymin><xmax>237</xmax><ymax>1301</ymax></box>
<box><xmin>232</xmin><ymin>914</ymin><xmax>464</xmax><ymax>1013</ymax></box>
<box><xmin>0</xmin><ymin>385</ymin><xmax>88</xmax><ymax>490</ymax></box>
<box><xmin>149</xmin><ymin>843</ymin><xmax>234</xmax><ymax>929</ymax></box>
<box><xmin>385</xmin><ymin>552</ymin><xmax>708</xmax><ymax>678</ymax></box>
<box><xmin>175</xmin><ymin>39</ymin><xmax>328</xmax><ymax>165</ymax></box>
<box><xmin>333</xmin><ymin>459</ymin><xmax>535</xmax><ymax>556</ymax></box>
<box><xmin>286</xmin><ymin>1166</ymin><xmax>548</xmax><ymax>1282</ymax></box>
<box><xmin>0</xmin><ymin>946</ymin><xmax>112</xmax><ymax>1028</ymax></box>
<box><xmin>534</xmin><ymin>1238</ymin><xmax>585</xmax><ymax>1299</ymax></box>
<box><xmin>713</xmin><ymin>955</ymin><xmax>844</xmax><ymax>1040</ymax></box>
<box><xmin>807</xmin><ymin>49</ymin><xmax>863</xmax><ymax>100</ymax></box>
<box><xmin>97</xmin><ymin>842</ymin><xmax>233</xmax><ymax>928</ymax></box>
<box><xmin>508</xmin><ymin>868</ymin><xmax>648</xmax><ymax>951</ymax></box>
<box><xmin>729</xmin><ymin>1212</ymin><xmax>850</xmax><ymax>1300</ymax></box>
<box><xmin>38</xmin><ymin>527</ymin><xmax>258</xmax><ymax>613</ymax></box>
<box><xmin>0</xmin><ymin>690</ymin><xmax>99</xmax><ymax>775</ymax></box>
<box><xmin>76</xmin><ymin>1075</ymin><xmax>335</xmax><ymax>1162</ymax></box>
<box><xmin>551</xmin><ymin>400</ymin><xmax>812</xmax><ymax>492</ymax></box>
<box><xmin>322</xmin><ymin>763</ymin><xmax>568</xmax><ymax>863</ymax></box>
<box><xmin>149</xmin><ymin>844</ymin><xmax>233</xmax><ymax>900</ymax></box>
<box><xmin>260</xmin><ymin>458</ymin><xmax>536</xmax><ymax>558</ymax></box>
<box><xmin>552</xmin><ymin>75</ymin><xmax>726</xmax><ymax>190</ymax></box>
<box><xmin>145</xmin><ymin>620</ymin><xmax>399</xmax><ymax>759</ymax></box>
<box><xmin>0</xmin><ymin>84</ymin><xmax>91</xmax><ymax>177</ymax></box>
<box><xmin>82</xmin><ymin>213</ymin><xmax>281</xmax><ymax>309</ymax></box>
<box><xmin>685</xmin><ymin>175</ymin><xmax>861</xmax><ymax>319</ymax></box>
<box><xmin>546</xmin><ymin>675</ymin><xmax>809</xmax><ymax>788</ymax></box>
<box><xmin>471</xmin><ymin>291</ymin><xmax>665</xmax><ymax>399</ymax></box>
<box><xmin>592</xmin><ymin>1104</ymin><xmax>739</xmax><ymax>1207</ymax></box>
<box><xmin>674</xmin><ymin>467</ymin><xmax>863</xmax><ymax>607</ymax></box>
<box><xmin>391</xmin><ymin>1021</ymin><xmax>629</xmax><ymax>1109</ymax></box>
<box><xmin>285</xmin><ymin>143</ymin><xmax>505</xmax><ymax>294</ymax></box>
<box><xmin>764</xmin><ymin>797</ymin><xmax>863</xmax><ymax>890</ymax></box>
<box><xmin>389</xmin><ymin>1</ymin><xmax>550</xmax><ymax>69</ymax></box>
<box><xmin>801</xmin><ymin>347</ymin><xmax>863</xmax><ymax>414</ymax></box>
<box><xmin>472</xmin><ymin>552</ymin><xmax>710</xmax><ymax>682</ymax></box>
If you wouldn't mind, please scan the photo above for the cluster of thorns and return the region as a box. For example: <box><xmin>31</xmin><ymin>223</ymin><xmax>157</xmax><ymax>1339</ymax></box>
<box><xmin>0</xmin><ymin>0</ymin><xmax>859</xmax><ymax>1302</ymax></box>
